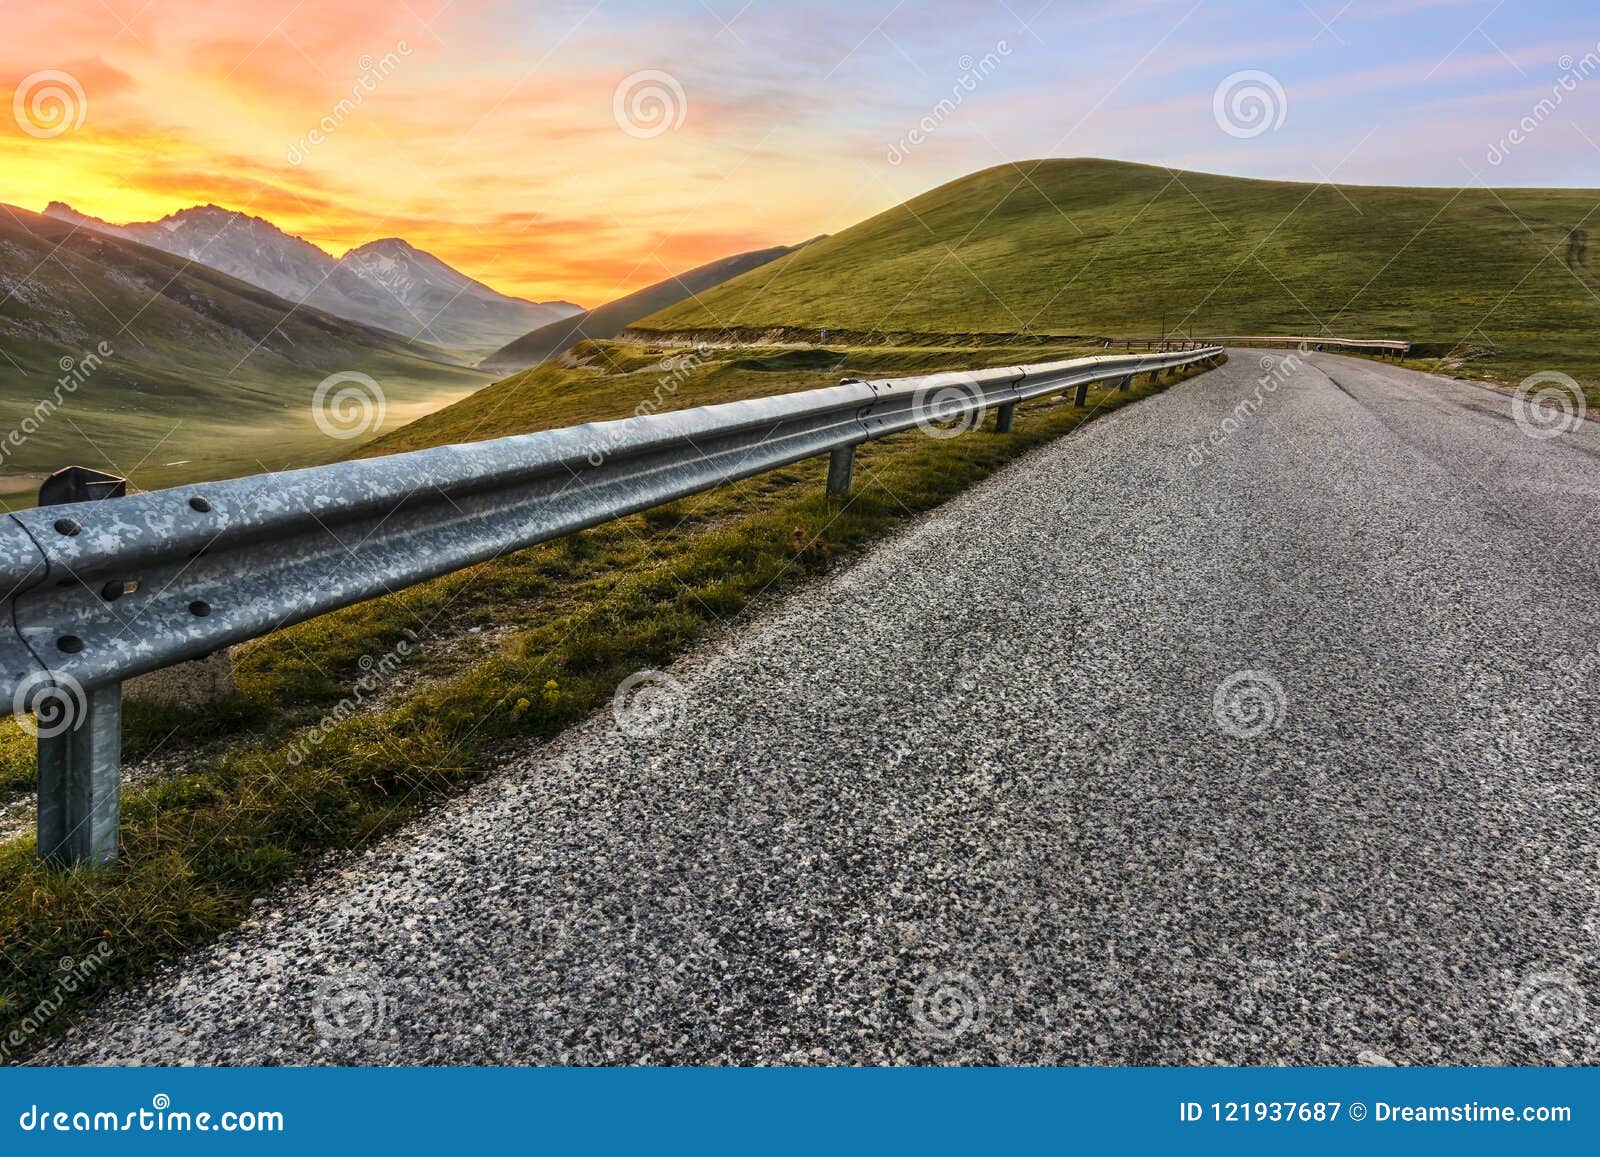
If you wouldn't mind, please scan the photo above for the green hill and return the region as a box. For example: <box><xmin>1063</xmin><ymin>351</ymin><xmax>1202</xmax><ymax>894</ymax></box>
<box><xmin>478</xmin><ymin>241</ymin><xmax>819</xmax><ymax>373</ymax></box>
<box><xmin>637</xmin><ymin>158</ymin><xmax>1600</xmax><ymax>389</ymax></box>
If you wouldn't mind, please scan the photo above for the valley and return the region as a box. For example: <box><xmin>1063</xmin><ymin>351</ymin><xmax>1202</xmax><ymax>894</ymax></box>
<box><xmin>0</xmin><ymin>203</ymin><xmax>493</xmax><ymax>503</ymax></box>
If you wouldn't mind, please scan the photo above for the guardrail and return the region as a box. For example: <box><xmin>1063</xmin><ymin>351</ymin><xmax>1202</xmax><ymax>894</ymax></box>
<box><xmin>1113</xmin><ymin>334</ymin><xmax>1414</xmax><ymax>356</ymax></box>
<box><xmin>2</xmin><ymin>345</ymin><xmax>1221</xmax><ymax>866</ymax></box>
<box><xmin>1109</xmin><ymin>336</ymin><xmax>1409</xmax><ymax>359</ymax></box>
<box><xmin>1207</xmin><ymin>335</ymin><xmax>1411</xmax><ymax>358</ymax></box>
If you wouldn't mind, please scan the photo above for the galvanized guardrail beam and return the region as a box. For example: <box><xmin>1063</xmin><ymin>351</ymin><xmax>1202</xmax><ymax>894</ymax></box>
<box><xmin>1107</xmin><ymin>335</ymin><xmax>1410</xmax><ymax>359</ymax></box>
<box><xmin>2</xmin><ymin>345</ymin><xmax>1222</xmax><ymax>866</ymax></box>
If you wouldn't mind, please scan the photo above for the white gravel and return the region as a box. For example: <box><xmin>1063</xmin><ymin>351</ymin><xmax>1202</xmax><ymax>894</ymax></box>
<box><xmin>35</xmin><ymin>351</ymin><xmax>1600</xmax><ymax>1065</ymax></box>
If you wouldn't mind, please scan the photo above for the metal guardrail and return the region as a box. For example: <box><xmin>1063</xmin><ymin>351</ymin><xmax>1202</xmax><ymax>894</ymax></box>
<box><xmin>1202</xmin><ymin>335</ymin><xmax>1409</xmax><ymax>357</ymax></box>
<box><xmin>2</xmin><ymin>345</ymin><xmax>1221</xmax><ymax>866</ymax></box>
<box><xmin>1110</xmin><ymin>336</ymin><xmax>1410</xmax><ymax>359</ymax></box>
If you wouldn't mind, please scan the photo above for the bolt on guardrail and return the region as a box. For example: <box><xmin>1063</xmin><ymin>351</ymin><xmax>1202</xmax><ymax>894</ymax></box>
<box><xmin>2</xmin><ymin>345</ymin><xmax>1224</xmax><ymax>867</ymax></box>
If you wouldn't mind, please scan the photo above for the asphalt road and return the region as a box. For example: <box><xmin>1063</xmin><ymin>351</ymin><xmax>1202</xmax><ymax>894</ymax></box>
<box><xmin>39</xmin><ymin>351</ymin><xmax>1600</xmax><ymax>1065</ymax></box>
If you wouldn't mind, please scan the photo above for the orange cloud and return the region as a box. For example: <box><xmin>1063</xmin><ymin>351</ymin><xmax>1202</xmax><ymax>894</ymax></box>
<box><xmin>0</xmin><ymin>1</ymin><xmax>867</xmax><ymax>304</ymax></box>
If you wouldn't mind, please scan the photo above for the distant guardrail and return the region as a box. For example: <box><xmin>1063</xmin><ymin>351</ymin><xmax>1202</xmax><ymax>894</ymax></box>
<box><xmin>1</xmin><ymin>345</ymin><xmax>1221</xmax><ymax>866</ymax></box>
<box><xmin>1107</xmin><ymin>335</ymin><xmax>1410</xmax><ymax>359</ymax></box>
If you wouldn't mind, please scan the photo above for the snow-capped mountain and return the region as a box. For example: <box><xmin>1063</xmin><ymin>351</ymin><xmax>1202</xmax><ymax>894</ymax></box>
<box><xmin>43</xmin><ymin>202</ymin><xmax>581</xmax><ymax>356</ymax></box>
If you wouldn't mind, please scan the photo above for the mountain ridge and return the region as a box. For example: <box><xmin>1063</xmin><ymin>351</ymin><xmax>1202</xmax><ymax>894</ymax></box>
<box><xmin>42</xmin><ymin>201</ymin><xmax>581</xmax><ymax>356</ymax></box>
<box><xmin>480</xmin><ymin>239</ymin><xmax>823</xmax><ymax>373</ymax></box>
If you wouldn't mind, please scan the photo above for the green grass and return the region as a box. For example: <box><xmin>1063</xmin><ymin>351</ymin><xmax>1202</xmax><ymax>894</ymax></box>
<box><xmin>638</xmin><ymin>157</ymin><xmax>1600</xmax><ymax>397</ymax></box>
<box><xmin>0</xmin><ymin>724</ymin><xmax>31</xmax><ymax>796</ymax></box>
<box><xmin>0</xmin><ymin>338</ymin><xmax>1219</xmax><ymax>1051</ymax></box>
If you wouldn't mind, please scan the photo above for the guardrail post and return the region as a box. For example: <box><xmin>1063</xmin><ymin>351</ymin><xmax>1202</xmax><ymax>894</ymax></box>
<box><xmin>994</xmin><ymin>402</ymin><xmax>1015</xmax><ymax>433</ymax></box>
<box><xmin>38</xmin><ymin>684</ymin><xmax>123</xmax><ymax>868</ymax></box>
<box><xmin>1074</xmin><ymin>381</ymin><xmax>1089</xmax><ymax>407</ymax></box>
<box><xmin>826</xmin><ymin>444</ymin><xmax>855</xmax><ymax>496</ymax></box>
<box><xmin>34</xmin><ymin>466</ymin><xmax>127</xmax><ymax>869</ymax></box>
<box><xmin>1118</xmin><ymin>375</ymin><xmax>1132</xmax><ymax>392</ymax></box>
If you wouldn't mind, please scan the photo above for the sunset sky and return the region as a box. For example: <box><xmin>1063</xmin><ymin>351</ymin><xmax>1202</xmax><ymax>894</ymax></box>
<box><xmin>3</xmin><ymin>0</ymin><xmax>1597</xmax><ymax>306</ymax></box>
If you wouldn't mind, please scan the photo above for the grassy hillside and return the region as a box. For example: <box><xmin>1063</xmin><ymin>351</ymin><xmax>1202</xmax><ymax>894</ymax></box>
<box><xmin>639</xmin><ymin>158</ymin><xmax>1600</xmax><ymax>390</ymax></box>
<box><xmin>0</xmin><ymin>205</ymin><xmax>489</xmax><ymax>500</ymax></box>
<box><xmin>478</xmin><ymin>242</ymin><xmax>817</xmax><ymax>373</ymax></box>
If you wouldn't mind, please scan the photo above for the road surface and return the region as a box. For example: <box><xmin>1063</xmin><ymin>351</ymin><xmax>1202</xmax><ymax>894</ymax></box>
<box><xmin>38</xmin><ymin>351</ymin><xmax>1600</xmax><ymax>1065</ymax></box>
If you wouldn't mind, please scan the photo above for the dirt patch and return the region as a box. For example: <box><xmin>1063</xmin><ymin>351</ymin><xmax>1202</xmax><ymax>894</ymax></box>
<box><xmin>0</xmin><ymin>474</ymin><xmax>44</xmax><ymax>497</ymax></box>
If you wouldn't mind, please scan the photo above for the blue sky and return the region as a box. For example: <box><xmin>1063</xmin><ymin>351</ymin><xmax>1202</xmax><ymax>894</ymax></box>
<box><xmin>572</xmin><ymin>0</ymin><xmax>1600</xmax><ymax>191</ymax></box>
